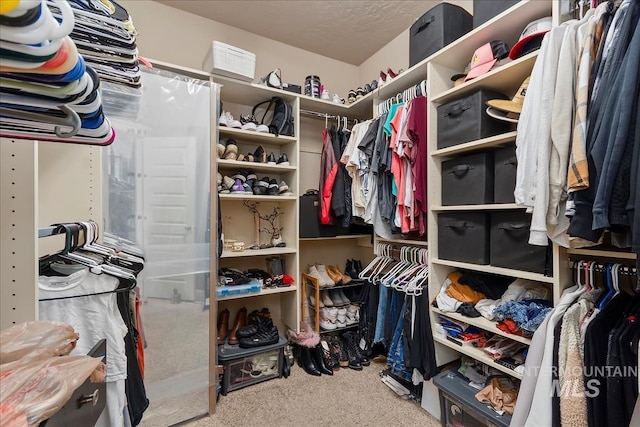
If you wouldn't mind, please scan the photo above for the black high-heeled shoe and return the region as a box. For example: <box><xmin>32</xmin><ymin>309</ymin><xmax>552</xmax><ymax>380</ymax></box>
<box><xmin>311</xmin><ymin>344</ymin><xmax>333</xmax><ymax>375</ymax></box>
<box><xmin>298</xmin><ymin>345</ymin><xmax>321</xmax><ymax>376</ymax></box>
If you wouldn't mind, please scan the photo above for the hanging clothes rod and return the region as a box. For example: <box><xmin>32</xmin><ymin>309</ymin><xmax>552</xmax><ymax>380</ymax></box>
<box><xmin>300</xmin><ymin>109</ymin><xmax>356</xmax><ymax>121</ymax></box>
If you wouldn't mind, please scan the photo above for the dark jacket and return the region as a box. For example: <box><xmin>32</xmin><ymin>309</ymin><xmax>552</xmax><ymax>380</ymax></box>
<box><xmin>329</xmin><ymin>126</ymin><xmax>346</xmax><ymax>222</ymax></box>
<box><xmin>319</xmin><ymin>128</ymin><xmax>338</xmax><ymax>225</ymax></box>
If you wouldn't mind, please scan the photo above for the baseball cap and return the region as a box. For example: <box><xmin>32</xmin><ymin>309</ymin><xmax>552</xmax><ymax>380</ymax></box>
<box><xmin>463</xmin><ymin>40</ymin><xmax>510</xmax><ymax>82</ymax></box>
<box><xmin>486</xmin><ymin>76</ymin><xmax>530</xmax><ymax>123</ymax></box>
<box><xmin>509</xmin><ymin>17</ymin><xmax>553</xmax><ymax>60</ymax></box>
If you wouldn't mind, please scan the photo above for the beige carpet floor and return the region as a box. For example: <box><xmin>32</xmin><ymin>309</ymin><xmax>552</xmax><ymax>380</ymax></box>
<box><xmin>181</xmin><ymin>361</ymin><xmax>441</xmax><ymax>427</ymax></box>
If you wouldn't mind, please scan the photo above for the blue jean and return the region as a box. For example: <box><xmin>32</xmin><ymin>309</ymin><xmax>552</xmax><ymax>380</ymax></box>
<box><xmin>387</xmin><ymin>297</ymin><xmax>411</xmax><ymax>380</ymax></box>
<box><xmin>374</xmin><ymin>283</ymin><xmax>388</xmax><ymax>343</ymax></box>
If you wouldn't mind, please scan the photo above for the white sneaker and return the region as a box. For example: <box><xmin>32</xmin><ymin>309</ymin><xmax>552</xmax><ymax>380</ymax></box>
<box><xmin>316</xmin><ymin>264</ymin><xmax>335</xmax><ymax>287</ymax></box>
<box><xmin>256</xmin><ymin>123</ymin><xmax>269</xmax><ymax>133</ymax></box>
<box><xmin>320</xmin><ymin>318</ymin><xmax>337</xmax><ymax>330</ymax></box>
<box><xmin>337</xmin><ymin>307</ymin><xmax>347</xmax><ymax>323</ymax></box>
<box><xmin>225</xmin><ymin>112</ymin><xmax>241</xmax><ymax>128</ymax></box>
<box><xmin>308</xmin><ymin>265</ymin><xmax>327</xmax><ymax>288</ymax></box>
<box><xmin>218</xmin><ymin>111</ymin><xmax>229</xmax><ymax>127</ymax></box>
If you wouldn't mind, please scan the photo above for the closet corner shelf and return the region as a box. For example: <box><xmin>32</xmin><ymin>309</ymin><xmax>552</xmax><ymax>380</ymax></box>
<box><xmin>299</xmin><ymin>93</ymin><xmax>373</xmax><ymax>120</ymax></box>
<box><xmin>212</xmin><ymin>74</ymin><xmax>299</xmax><ymax>106</ymax></box>
<box><xmin>219</xmin><ymin>194</ymin><xmax>297</xmax><ymax>201</ymax></box>
<box><xmin>299</xmin><ymin>234</ymin><xmax>371</xmax><ymax>242</ymax></box>
<box><xmin>431</xmin><ymin>258</ymin><xmax>555</xmax><ymax>283</ymax></box>
<box><xmin>217</xmin><ymin>159</ymin><xmax>297</xmax><ymax>173</ymax></box>
<box><xmin>217</xmin><ymin>285</ymin><xmax>297</xmax><ymax>301</ymax></box>
<box><xmin>428</xmin><ymin>0</ymin><xmax>552</xmax><ymax>69</ymax></box>
<box><xmin>433</xmin><ymin>335</ymin><xmax>524</xmax><ymax>380</ymax></box>
<box><xmin>220</xmin><ymin>247</ymin><xmax>297</xmax><ymax>258</ymax></box>
<box><xmin>375</xmin><ymin>237</ymin><xmax>428</xmax><ymax>247</ymax></box>
<box><xmin>431</xmin><ymin>132</ymin><xmax>518</xmax><ymax>157</ymax></box>
<box><xmin>565</xmin><ymin>248</ymin><xmax>637</xmax><ymax>260</ymax></box>
<box><xmin>432</xmin><ymin>204</ymin><xmax>523</xmax><ymax>212</ymax></box>
<box><xmin>431</xmin><ymin>51</ymin><xmax>539</xmax><ymax>105</ymax></box>
<box><xmin>219</xmin><ymin>127</ymin><xmax>297</xmax><ymax>144</ymax></box>
<box><xmin>431</xmin><ymin>307</ymin><xmax>532</xmax><ymax>346</ymax></box>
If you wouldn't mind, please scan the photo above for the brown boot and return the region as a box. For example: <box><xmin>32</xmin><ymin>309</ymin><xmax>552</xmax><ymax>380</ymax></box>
<box><xmin>217</xmin><ymin>308</ymin><xmax>230</xmax><ymax>345</ymax></box>
<box><xmin>326</xmin><ymin>265</ymin><xmax>343</xmax><ymax>285</ymax></box>
<box><xmin>333</xmin><ymin>265</ymin><xmax>352</xmax><ymax>284</ymax></box>
<box><xmin>228</xmin><ymin>307</ymin><xmax>247</xmax><ymax>345</ymax></box>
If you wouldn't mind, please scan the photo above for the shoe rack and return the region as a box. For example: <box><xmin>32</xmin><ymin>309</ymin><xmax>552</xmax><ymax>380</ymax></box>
<box><xmin>212</xmin><ymin>75</ymin><xmax>301</xmax><ymax>335</ymax></box>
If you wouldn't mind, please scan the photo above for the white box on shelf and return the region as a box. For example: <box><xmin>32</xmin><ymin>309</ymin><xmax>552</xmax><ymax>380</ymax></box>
<box><xmin>203</xmin><ymin>41</ymin><xmax>256</xmax><ymax>82</ymax></box>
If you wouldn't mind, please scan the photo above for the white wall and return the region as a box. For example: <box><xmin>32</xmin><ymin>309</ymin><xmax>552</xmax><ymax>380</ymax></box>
<box><xmin>120</xmin><ymin>1</ymin><xmax>360</xmax><ymax>97</ymax></box>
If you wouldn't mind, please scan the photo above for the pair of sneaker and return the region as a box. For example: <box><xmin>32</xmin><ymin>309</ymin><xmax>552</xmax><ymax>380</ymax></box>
<box><xmin>320</xmin><ymin>306</ymin><xmax>348</xmax><ymax>330</ymax></box>
<box><xmin>346</xmin><ymin>304</ymin><xmax>359</xmax><ymax>325</ymax></box>
<box><xmin>220</xmin><ymin>111</ymin><xmax>269</xmax><ymax>133</ymax></box>
<box><xmin>219</xmin><ymin>138</ymin><xmax>238</xmax><ymax>160</ymax></box>
<box><xmin>252</xmin><ymin>176</ymin><xmax>292</xmax><ymax>196</ymax></box>
<box><xmin>307</xmin><ymin>264</ymin><xmax>341</xmax><ymax>288</ymax></box>
<box><xmin>321</xmin><ymin>289</ymin><xmax>350</xmax><ymax>307</ymax></box>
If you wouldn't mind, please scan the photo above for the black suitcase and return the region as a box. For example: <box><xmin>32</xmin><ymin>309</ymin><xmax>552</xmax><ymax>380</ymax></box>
<box><xmin>409</xmin><ymin>3</ymin><xmax>473</xmax><ymax>67</ymax></box>
<box><xmin>442</xmin><ymin>151</ymin><xmax>494</xmax><ymax>205</ymax></box>
<box><xmin>438</xmin><ymin>212</ymin><xmax>490</xmax><ymax>264</ymax></box>
<box><xmin>437</xmin><ymin>90</ymin><xmax>513</xmax><ymax>149</ymax></box>
<box><xmin>299</xmin><ymin>194</ymin><xmax>338</xmax><ymax>238</ymax></box>
<box><xmin>473</xmin><ymin>0</ymin><xmax>521</xmax><ymax>28</ymax></box>
<box><xmin>490</xmin><ymin>210</ymin><xmax>549</xmax><ymax>274</ymax></box>
<box><xmin>493</xmin><ymin>145</ymin><xmax>517</xmax><ymax>203</ymax></box>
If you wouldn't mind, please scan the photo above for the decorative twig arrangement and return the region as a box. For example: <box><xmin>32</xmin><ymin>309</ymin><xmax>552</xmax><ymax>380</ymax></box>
<box><xmin>243</xmin><ymin>201</ymin><xmax>284</xmax><ymax>247</ymax></box>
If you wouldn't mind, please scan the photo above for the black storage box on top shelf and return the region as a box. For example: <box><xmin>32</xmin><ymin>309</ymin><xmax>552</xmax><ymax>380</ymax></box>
<box><xmin>493</xmin><ymin>145</ymin><xmax>517</xmax><ymax>203</ymax></box>
<box><xmin>437</xmin><ymin>90</ymin><xmax>514</xmax><ymax>149</ymax></box>
<box><xmin>433</xmin><ymin>370</ymin><xmax>512</xmax><ymax>427</ymax></box>
<box><xmin>218</xmin><ymin>335</ymin><xmax>287</xmax><ymax>395</ymax></box>
<box><xmin>438</xmin><ymin>212</ymin><xmax>489</xmax><ymax>264</ymax></box>
<box><xmin>299</xmin><ymin>194</ymin><xmax>338</xmax><ymax>238</ymax></box>
<box><xmin>473</xmin><ymin>0</ymin><xmax>521</xmax><ymax>28</ymax></box>
<box><xmin>490</xmin><ymin>210</ymin><xmax>549</xmax><ymax>274</ymax></box>
<box><xmin>442</xmin><ymin>151</ymin><xmax>494</xmax><ymax>205</ymax></box>
<box><xmin>409</xmin><ymin>3</ymin><xmax>473</xmax><ymax>67</ymax></box>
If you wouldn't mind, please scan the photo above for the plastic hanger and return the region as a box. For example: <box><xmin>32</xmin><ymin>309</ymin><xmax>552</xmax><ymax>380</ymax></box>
<box><xmin>0</xmin><ymin>104</ymin><xmax>81</xmax><ymax>137</ymax></box>
<box><xmin>1</xmin><ymin>0</ymin><xmax>74</xmax><ymax>45</ymax></box>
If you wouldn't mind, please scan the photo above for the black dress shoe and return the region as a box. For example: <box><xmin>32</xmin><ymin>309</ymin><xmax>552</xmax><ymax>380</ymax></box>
<box><xmin>236</xmin><ymin>323</ymin><xmax>258</xmax><ymax>339</ymax></box>
<box><xmin>267</xmin><ymin>179</ymin><xmax>279</xmax><ymax>196</ymax></box>
<box><xmin>267</xmin><ymin>152</ymin><xmax>277</xmax><ymax>165</ymax></box>
<box><xmin>311</xmin><ymin>344</ymin><xmax>333</xmax><ymax>375</ymax></box>
<box><xmin>277</xmin><ymin>153</ymin><xmax>289</xmax><ymax>165</ymax></box>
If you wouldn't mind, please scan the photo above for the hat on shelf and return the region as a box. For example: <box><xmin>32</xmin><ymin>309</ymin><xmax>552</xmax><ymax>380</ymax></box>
<box><xmin>451</xmin><ymin>63</ymin><xmax>471</xmax><ymax>87</ymax></box>
<box><xmin>509</xmin><ymin>16</ymin><xmax>553</xmax><ymax>60</ymax></box>
<box><xmin>486</xmin><ymin>76</ymin><xmax>530</xmax><ymax>123</ymax></box>
<box><xmin>461</xmin><ymin>40</ymin><xmax>511</xmax><ymax>83</ymax></box>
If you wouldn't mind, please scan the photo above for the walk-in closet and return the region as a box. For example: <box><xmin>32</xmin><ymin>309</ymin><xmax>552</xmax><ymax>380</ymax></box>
<box><xmin>1</xmin><ymin>1</ymin><xmax>639</xmax><ymax>426</ymax></box>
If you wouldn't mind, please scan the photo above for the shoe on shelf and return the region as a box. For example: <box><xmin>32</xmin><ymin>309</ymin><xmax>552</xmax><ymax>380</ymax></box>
<box><xmin>220</xmin><ymin>176</ymin><xmax>235</xmax><ymax>194</ymax></box>
<box><xmin>332</xmin><ymin>265</ymin><xmax>351</xmax><ymax>284</ymax></box>
<box><xmin>218</xmin><ymin>111</ymin><xmax>229</xmax><ymax>127</ymax></box>
<box><xmin>379</xmin><ymin>70</ymin><xmax>387</xmax><ymax>87</ymax></box>
<box><xmin>345</xmin><ymin>259</ymin><xmax>359</xmax><ymax>279</ymax></box>
<box><xmin>267</xmin><ymin>179</ymin><xmax>280</xmax><ymax>195</ymax></box>
<box><xmin>244</xmin><ymin>153</ymin><xmax>255</xmax><ymax>162</ymax></box>
<box><xmin>326</xmin><ymin>265</ymin><xmax>343</xmax><ymax>286</ymax></box>
<box><xmin>216</xmin><ymin>172</ymin><xmax>222</xmax><ymax>186</ymax></box>
<box><xmin>320</xmin><ymin>290</ymin><xmax>334</xmax><ymax>307</ymax></box>
<box><xmin>217</xmin><ymin>308</ymin><xmax>230</xmax><ymax>345</ymax></box>
<box><xmin>387</xmin><ymin>68</ymin><xmax>398</xmax><ymax>79</ymax></box>
<box><xmin>337</xmin><ymin>288</ymin><xmax>351</xmax><ymax>305</ymax></box>
<box><xmin>223</xmin><ymin>139</ymin><xmax>238</xmax><ymax>160</ymax></box>
<box><xmin>309</xmin><ymin>294</ymin><xmax>324</xmax><ymax>308</ymax></box>
<box><xmin>370</xmin><ymin>79</ymin><xmax>378</xmax><ymax>90</ymax></box>
<box><xmin>278</xmin><ymin>181</ymin><xmax>293</xmax><ymax>196</ymax></box>
<box><xmin>267</xmin><ymin>152</ymin><xmax>277</xmax><ymax>165</ymax></box>
<box><xmin>307</xmin><ymin>265</ymin><xmax>328</xmax><ymax>288</ymax></box>
<box><xmin>348</xmin><ymin>89</ymin><xmax>356</xmax><ymax>104</ymax></box>
<box><xmin>240</xmin><ymin>114</ymin><xmax>258</xmax><ymax>131</ymax></box>
<box><xmin>232</xmin><ymin>170</ymin><xmax>247</xmax><ymax>183</ymax></box>
<box><xmin>243</xmin><ymin>183</ymin><xmax>253</xmax><ymax>194</ymax></box>
<box><xmin>253</xmin><ymin>176</ymin><xmax>270</xmax><ymax>195</ymax></box>
<box><xmin>239</xmin><ymin>316</ymin><xmax>280</xmax><ymax>348</ymax></box>
<box><xmin>320</xmin><ymin>307</ymin><xmax>338</xmax><ymax>330</ymax></box>
<box><xmin>336</xmin><ymin>307</ymin><xmax>347</xmax><ymax>327</ymax></box>
<box><xmin>254</xmin><ymin>145</ymin><xmax>267</xmax><ymax>163</ymax></box>
<box><xmin>329</xmin><ymin>289</ymin><xmax>345</xmax><ymax>306</ymax></box>
<box><xmin>246</xmin><ymin>170</ymin><xmax>257</xmax><ymax>185</ymax></box>
<box><xmin>346</xmin><ymin>304</ymin><xmax>359</xmax><ymax>325</ymax></box>
<box><xmin>356</xmin><ymin>87</ymin><xmax>364</xmax><ymax>100</ymax></box>
<box><xmin>217</xmin><ymin>139</ymin><xmax>226</xmax><ymax>158</ymax></box>
<box><xmin>256</xmin><ymin>122</ymin><xmax>269</xmax><ymax>133</ymax></box>
<box><xmin>277</xmin><ymin>153</ymin><xmax>289</xmax><ymax>166</ymax></box>
<box><xmin>228</xmin><ymin>307</ymin><xmax>247</xmax><ymax>345</ymax></box>
<box><xmin>316</xmin><ymin>264</ymin><xmax>335</xmax><ymax>287</ymax></box>
<box><xmin>231</xmin><ymin>178</ymin><xmax>245</xmax><ymax>193</ymax></box>
<box><xmin>224</xmin><ymin>111</ymin><xmax>242</xmax><ymax>128</ymax></box>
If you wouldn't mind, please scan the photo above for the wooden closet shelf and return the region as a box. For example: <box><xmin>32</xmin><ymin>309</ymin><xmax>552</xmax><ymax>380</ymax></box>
<box><xmin>431</xmin><ymin>132</ymin><xmax>518</xmax><ymax>157</ymax></box>
<box><xmin>376</xmin><ymin>237</ymin><xmax>428</xmax><ymax>247</ymax></box>
<box><xmin>431</xmin><ymin>259</ymin><xmax>555</xmax><ymax>283</ymax></box>
<box><xmin>299</xmin><ymin>234</ymin><xmax>371</xmax><ymax>241</ymax></box>
<box><xmin>219</xmin><ymin>127</ymin><xmax>297</xmax><ymax>144</ymax></box>
<box><xmin>220</xmin><ymin>247</ymin><xmax>297</xmax><ymax>258</ymax></box>
<box><xmin>219</xmin><ymin>194</ymin><xmax>297</xmax><ymax>201</ymax></box>
<box><xmin>432</xmin><ymin>204</ymin><xmax>523</xmax><ymax>211</ymax></box>
<box><xmin>218</xmin><ymin>285</ymin><xmax>297</xmax><ymax>301</ymax></box>
<box><xmin>566</xmin><ymin>248</ymin><xmax>637</xmax><ymax>260</ymax></box>
<box><xmin>217</xmin><ymin>159</ymin><xmax>296</xmax><ymax>172</ymax></box>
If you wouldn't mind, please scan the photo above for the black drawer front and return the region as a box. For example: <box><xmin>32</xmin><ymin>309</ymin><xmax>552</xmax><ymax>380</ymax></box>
<box><xmin>409</xmin><ymin>3</ymin><xmax>472</xmax><ymax>67</ymax></box>
<box><xmin>437</xmin><ymin>90</ymin><xmax>513</xmax><ymax>149</ymax></box>
<box><xmin>438</xmin><ymin>212</ymin><xmax>490</xmax><ymax>264</ymax></box>
<box><xmin>442</xmin><ymin>151</ymin><xmax>494</xmax><ymax>205</ymax></box>
<box><xmin>490</xmin><ymin>211</ymin><xmax>549</xmax><ymax>274</ymax></box>
<box><xmin>493</xmin><ymin>145</ymin><xmax>517</xmax><ymax>203</ymax></box>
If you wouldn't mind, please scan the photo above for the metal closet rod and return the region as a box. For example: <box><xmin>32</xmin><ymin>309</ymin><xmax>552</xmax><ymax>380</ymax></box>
<box><xmin>299</xmin><ymin>109</ymin><xmax>356</xmax><ymax>121</ymax></box>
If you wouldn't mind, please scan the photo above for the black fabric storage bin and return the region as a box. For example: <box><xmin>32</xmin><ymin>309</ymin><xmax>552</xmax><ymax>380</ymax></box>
<box><xmin>299</xmin><ymin>194</ymin><xmax>338</xmax><ymax>238</ymax></box>
<box><xmin>437</xmin><ymin>90</ymin><xmax>513</xmax><ymax>149</ymax></box>
<box><xmin>490</xmin><ymin>211</ymin><xmax>548</xmax><ymax>274</ymax></box>
<box><xmin>442</xmin><ymin>151</ymin><xmax>494</xmax><ymax>205</ymax></box>
<box><xmin>409</xmin><ymin>3</ymin><xmax>472</xmax><ymax>67</ymax></box>
<box><xmin>494</xmin><ymin>145</ymin><xmax>517</xmax><ymax>203</ymax></box>
<box><xmin>438</xmin><ymin>212</ymin><xmax>489</xmax><ymax>264</ymax></box>
<box><xmin>473</xmin><ymin>0</ymin><xmax>520</xmax><ymax>28</ymax></box>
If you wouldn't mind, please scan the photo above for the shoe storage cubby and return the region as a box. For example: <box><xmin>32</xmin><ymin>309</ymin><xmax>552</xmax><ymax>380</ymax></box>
<box><xmin>214</xmin><ymin>76</ymin><xmax>301</xmax><ymax>342</ymax></box>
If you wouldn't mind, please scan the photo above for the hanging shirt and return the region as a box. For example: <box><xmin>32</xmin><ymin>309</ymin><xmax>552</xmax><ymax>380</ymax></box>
<box><xmin>319</xmin><ymin>127</ymin><xmax>338</xmax><ymax>225</ymax></box>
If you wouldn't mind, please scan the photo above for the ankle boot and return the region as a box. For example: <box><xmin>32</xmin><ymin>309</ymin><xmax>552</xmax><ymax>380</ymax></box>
<box><xmin>228</xmin><ymin>307</ymin><xmax>247</xmax><ymax>345</ymax></box>
<box><xmin>217</xmin><ymin>308</ymin><xmax>230</xmax><ymax>345</ymax></box>
<box><xmin>312</xmin><ymin>344</ymin><xmax>334</xmax><ymax>375</ymax></box>
<box><xmin>344</xmin><ymin>332</ymin><xmax>370</xmax><ymax>366</ymax></box>
<box><xmin>355</xmin><ymin>259</ymin><xmax>363</xmax><ymax>276</ymax></box>
<box><xmin>341</xmin><ymin>335</ymin><xmax>362</xmax><ymax>370</ymax></box>
<box><xmin>299</xmin><ymin>345</ymin><xmax>321</xmax><ymax>376</ymax></box>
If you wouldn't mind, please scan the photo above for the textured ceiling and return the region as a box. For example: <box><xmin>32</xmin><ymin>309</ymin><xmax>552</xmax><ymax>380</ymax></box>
<box><xmin>155</xmin><ymin>1</ymin><xmax>470</xmax><ymax>65</ymax></box>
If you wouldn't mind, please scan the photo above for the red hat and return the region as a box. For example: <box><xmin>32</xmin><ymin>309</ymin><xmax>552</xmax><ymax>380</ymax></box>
<box><xmin>509</xmin><ymin>16</ymin><xmax>553</xmax><ymax>60</ymax></box>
